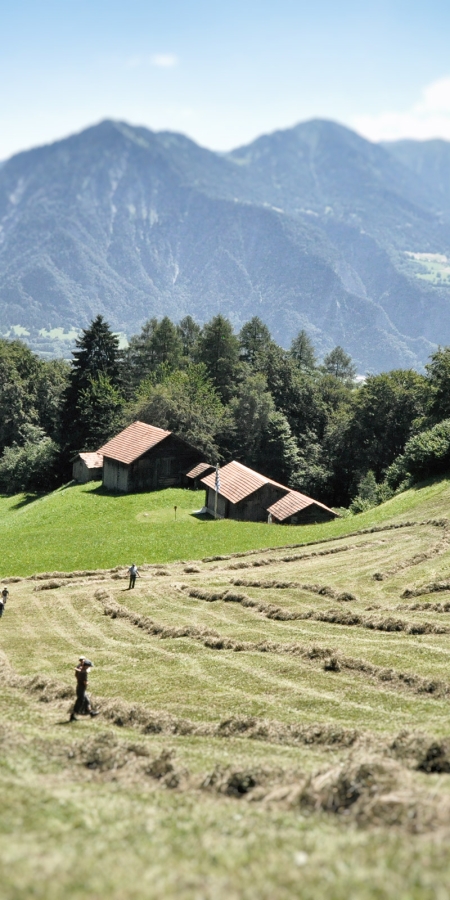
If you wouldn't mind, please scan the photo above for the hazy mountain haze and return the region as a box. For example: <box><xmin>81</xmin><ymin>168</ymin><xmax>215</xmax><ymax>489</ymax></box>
<box><xmin>2</xmin><ymin>117</ymin><xmax>450</xmax><ymax>370</ymax></box>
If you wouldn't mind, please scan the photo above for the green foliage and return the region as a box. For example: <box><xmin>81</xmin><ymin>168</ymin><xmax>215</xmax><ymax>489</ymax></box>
<box><xmin>255</xmin><ymin>343</ymin><xmax>327</xmax><ymax>440</ymax></box>
<box><xmin>35</xmin><ymin>358</ymin><xmax>70</xmax><ymax>440</ymax></box>
<box><xmin>385</xmin><ymin>419</ymin><xmax>450</xmax><ymax>490</ymax></box>
<box><xmin>132</xmin><ymin>364</ymin><xmax>225</xmax><ymax>459</ymax></box>
<box><xmin>289</xmin><ymin>329</ymin><xmax>317</xmax><ymax>372</ymax></box>
<box><xmin>425</xmin><ymin>346</ymin><xmax>450</xmax><ymax>422</ymax></box>
<box><xmin>228</xmin><ymin>373</ymin><xmax>274</xmax><ymax>462</ymax></box>
<box><xmin>228</xmin><ymin>374</ymin><xmax>302</xmax><ymax>484</ymax></box>
<box><xmin>196</xmin><ymin>315</ymin><xmax>241</xmax><ymax>403</ymax></box>
<box><xmin>239</xmin><ymin>317</ymin><xmax>272</xmax><ymax>366</ymax></box>
<box><xmin>349</xmin><ymin>470</ymin><xmax>379</xmax><ymax>513</ymax></box>
<box><xmin>0</xmin><ymin>338</ymin><xmax>69</xmax><ymax>454</ymax></box>
<box><xmin>322</xmin><ymin>346</ymin><xmax>356</xmax><ymax>383</ymax></box>
<box><xmin>76</xmin><ymin>375</ymin><xmax>125</xmax><ymax>451</ymax></box>
<box><xmin>0</xmin><ymin>424</ymin><xmax>59</xmax><ymax>494</ymax></box>
<box><xmin>70</xmin><ymin>314</ymin><xmax>122</xmax><ymax>391</ymax></box>
<box><xmin>328</xmin><ymin>370</ymin><xmax>429</xmax><ymax>504</ymax></box>
<box><xmin>61</xmin><ymin>316</ymin><xmax>124</xmax><ymax>460</ymax></box>
<box><xmin>258</xmin><ymin>409</ymin><xmax>302</xmax><ymax>485</ymax></box>
<box><xmin>177</xmin><ymin>315</ymin><xmax>201</xmax><ymax>360</ymax></box>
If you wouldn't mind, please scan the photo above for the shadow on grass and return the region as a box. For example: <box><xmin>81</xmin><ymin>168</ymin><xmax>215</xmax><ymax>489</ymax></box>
<box><xmin>190</xmin><ymin>511</ymin><xmax>215</xmax><ymax>523</ymax></box>
<box><xmin>8</xmin><ymin>492</ymin><xmax>43</xmax><ymax>511</ymax></box>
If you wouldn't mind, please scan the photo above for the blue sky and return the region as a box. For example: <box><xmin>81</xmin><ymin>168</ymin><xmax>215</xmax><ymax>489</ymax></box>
<box><xmin>2</xmin><ymin>0</ymin><xmax>450</xmax><ymax>158</ymax></box>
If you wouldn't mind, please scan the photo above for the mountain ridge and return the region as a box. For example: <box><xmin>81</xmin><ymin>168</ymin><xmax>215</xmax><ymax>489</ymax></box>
<box><xmin>1</xmin><ymin>118</ymin><xmax>450</xmax><ymax>370</ymax></box>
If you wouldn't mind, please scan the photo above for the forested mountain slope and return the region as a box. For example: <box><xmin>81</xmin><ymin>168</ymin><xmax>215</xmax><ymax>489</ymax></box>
<box><xmin>1</xmin><ymin>119</ymin><xmax>450</xmax><ymax>370</ymax></box>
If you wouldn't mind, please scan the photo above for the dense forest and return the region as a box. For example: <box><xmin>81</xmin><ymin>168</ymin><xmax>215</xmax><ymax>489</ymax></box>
<box><xmin>1</xmin><ymin>313</ymin><xmax>450</xmax><ymax>511</ymax></box>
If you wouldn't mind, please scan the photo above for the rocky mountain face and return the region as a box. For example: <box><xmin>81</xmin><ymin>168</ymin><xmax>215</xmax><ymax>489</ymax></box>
<box><xmin>1</xmin><ymin>118</ymin><xmax>450</xmax><ymax>370</ymax></box>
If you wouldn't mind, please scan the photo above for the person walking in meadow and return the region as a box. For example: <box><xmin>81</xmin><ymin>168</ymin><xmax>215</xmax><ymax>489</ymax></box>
<box><xmin>69</xmin><ymin>657</ymin><xmax>99</xmax><ymax>721</ymax></box>
<box><xmin>128</xmin><ymin>564</ymin><xmax>140</xmax><ymax>589</ymax></box>
<box><xmin>0</xmin><ymin>586</ymin><xmax>9</xmax><ymax>618</ymax></box>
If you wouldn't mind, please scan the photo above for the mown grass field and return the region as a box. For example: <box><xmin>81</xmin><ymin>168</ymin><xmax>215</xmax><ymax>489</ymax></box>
<box><xmin>2</xmin><ymin>478</ymin><xmax>450</xmax><ymax>898</ymax></box>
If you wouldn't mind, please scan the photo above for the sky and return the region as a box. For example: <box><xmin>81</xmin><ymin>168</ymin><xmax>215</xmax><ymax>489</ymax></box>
<box><xmin>2</xmin><ymin>0</ymin><xmax>450</xmax><ymax>159</ymax></box>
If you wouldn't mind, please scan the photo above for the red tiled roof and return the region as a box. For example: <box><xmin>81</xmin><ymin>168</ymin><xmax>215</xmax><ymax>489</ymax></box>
<box><xmin>267</xmin><ymin>490</ymin><xmax>338</xmax><ymax>521</ymax></box>
<box><xmin>79</xmin><ymin>452</ymin><xmax>103</xmax><ymax>469</ymax></box>
<box><xmin>99</xmin><ymin>421</ymin><xmax>170</xmax><ymax>465</ymax></box>
<box><xmin>201</xmin><ymin>460</ymin><xmax>288</xmax><ymax>505</ymax></box>
<box><xmin>186</xmin><ymin>462</ymin><xmax>214</xmax><ymax>479</ymax></box>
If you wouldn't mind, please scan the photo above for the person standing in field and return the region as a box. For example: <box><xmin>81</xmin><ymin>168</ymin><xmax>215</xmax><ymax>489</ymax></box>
<box><xmin>128</xmin><ymin>564</ymin><xmax>140</xmax><ymax>589</ymax></box>
<box><xmin>69</xmin><ymin>657</ymin><xmax>99</xmax><ymax>721</ymax></box>
<box><xmin>0</xmin><ymin>586</ymin><xmax>9</xmax><ymax>618</ymax></box>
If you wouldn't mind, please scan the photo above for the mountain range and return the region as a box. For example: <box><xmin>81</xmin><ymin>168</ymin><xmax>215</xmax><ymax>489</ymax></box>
<box><xmin>1</xmin><ymin>118</ymin><xmax>450</xmax><ymax>370</ymax></box>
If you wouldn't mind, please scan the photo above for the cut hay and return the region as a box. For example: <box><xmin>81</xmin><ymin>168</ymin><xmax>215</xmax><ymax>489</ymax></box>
<box><xmin>94</xmin><ymin>591</ymin><xmax>450</xmax><ymax>699</ymax></box>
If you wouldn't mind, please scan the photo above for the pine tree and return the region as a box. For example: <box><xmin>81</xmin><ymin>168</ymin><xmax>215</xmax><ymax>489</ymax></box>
<box><xmin>71</xmin><ymin>315</ymin><xmax>122</xmax><ymax>392</ymax></box>
<box><xmin>196</xmin><ymin>315</ymin><xmax>241</xmax><ymax>403</ymax></box>
<box><xmin>60</xmin><ymin>316</ymin><xmax>123</xmax><ymax>460</ymax></box>
<box><xmin>239</xmin><ymin>317</ymin><xmax>272</xmax><ymax>366</ymax></box>
<box><xmin>76</xmin><ymin>374</ymin><xmax>124</xmax><ymax>451</ymax></box>
<box><xmin>177</xmin><ymin>316</ymin><xmax>201</xmax><ymax>360</ymax></box>
<box><xmin>151</xmin><ymin>317</ymin><xmax>183</xmax><ymax>368</ymax></box>
<box><xmin>290</xmin><ymin>330</ymin><xmax>317</xmax><ymax>372</ymax></box>
<box><xmin>322</xmin><ymin>346</ymin><xmax>356</xmax><ymax>383</ymax></box>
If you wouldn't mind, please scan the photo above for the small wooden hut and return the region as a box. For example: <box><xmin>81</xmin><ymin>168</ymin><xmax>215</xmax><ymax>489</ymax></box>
<box><xmin>72</xmin><ymin>452</ymin><xmax>104</xmax><ymax>484</ymax></box>
<box><xmin>267</xmin><ymin>490</ymin><xmax>339</xmax><ymax>525</ymax></box>
<box><xmin>185</xmin><ymin>461</ymin><xmax>215</xmax><ymax>489</ymax></box>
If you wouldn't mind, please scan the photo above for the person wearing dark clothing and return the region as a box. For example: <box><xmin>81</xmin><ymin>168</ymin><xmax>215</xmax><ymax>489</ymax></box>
<box><xmin>69</xmin><ymin>657</ymin><xmax>99</xmax><ymax>721</ymax></box>
<box><xmin>128</xmin><ymin>564</ymin><xmax>139</xmax><ymax>589</ymax></box>
<box><xmin>0</xmin><ymin>587</ymin><xmax>8</xmax><ymax>618</ymax></box>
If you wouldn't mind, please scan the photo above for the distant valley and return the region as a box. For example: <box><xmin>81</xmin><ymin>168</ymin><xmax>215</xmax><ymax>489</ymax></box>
<box><xmin>1</xmin><ymin>118</ymin><xmax>450</xmax><ymax>370</ymax></box>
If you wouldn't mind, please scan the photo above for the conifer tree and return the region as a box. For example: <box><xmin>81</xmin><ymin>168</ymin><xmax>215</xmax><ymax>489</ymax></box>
<box><xmin>177</xmin><ymin>316</ymin><xmax>201</xmax><ymax>359</ymax></box>
<box><xmin>290</xmin><ymin>330</ymin><xmax>316</xmax><ymax>372</ymax></box>
<box><xmin>239</xmin><ymin>317</ymin><xmax>272</xmax><ymax>366</ymax></box>
<box><xmin>196</xmin><ymin>315</ymin><xmax>241</xmax><ymax>403</ymax></box>
<box><xmin>61</xmin><ymin>315</ymin><xmax>123</xmax><ymax>459</ymax></box>
<box><xmin>70</xmin><ymin>315</ymin><xmax>122</xmax><ymax>392</ymax></box>
<box><xmin>322</xmin><ymin>346</ymin><xmax>356</xmax><ymax>383</ymax></box>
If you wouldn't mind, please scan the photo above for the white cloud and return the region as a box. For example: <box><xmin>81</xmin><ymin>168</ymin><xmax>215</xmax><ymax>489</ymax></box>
<box><xmin>150</xmin><ymin>54</ymin><xmax>178</xmax><ymax>68</ymax></box>
<box><xmin>353</xmin><ymin>77</ymin><xmax>450</xmax><ymax>142</ymax></box>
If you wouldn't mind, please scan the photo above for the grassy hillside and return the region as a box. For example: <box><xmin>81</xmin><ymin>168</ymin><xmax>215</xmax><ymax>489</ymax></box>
<box><xmin>2</xmin><ymin>478</ymin><xmax>450</xmax><ymax>898</ymax></box>
<box><xmin>1</xmin><ymin>477</ymin><xmax>450</xmax><ymax>577</ymax></box>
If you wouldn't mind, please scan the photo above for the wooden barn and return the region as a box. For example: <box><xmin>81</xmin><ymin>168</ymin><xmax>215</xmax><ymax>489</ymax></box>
<box><xmin>100</xmin><ymin>421</ymin><xmax>204</xmax><ymax>493</ymax></box>
<box><xmin>267</xmin><ymin>490</ymin><xmax>339</xmax><ymax>525</ymax></box>
<box><xmin>201</xmin><ymin>460</ymin><xmax>287</xmax><ymax>522</ymax></box>
<box><xmin>72</xmin><ymin>451</ymin><xmax>104</xmax><ymax>484</ymax></box>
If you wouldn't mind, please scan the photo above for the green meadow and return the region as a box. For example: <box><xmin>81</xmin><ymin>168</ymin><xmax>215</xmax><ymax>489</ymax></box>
<box><xmin>2</xmin><ymin>477</ymin><xmax>450</xmax><ymax>898</ymax></box>
<box><xmin>1</xmin><ymin>477</ymin><xmax>450</xmax><ymax>576</ymax></box>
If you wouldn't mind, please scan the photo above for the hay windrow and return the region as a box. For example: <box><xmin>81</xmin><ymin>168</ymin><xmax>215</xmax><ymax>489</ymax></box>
<box><xmin>94</xmin><ymin>591</ymin><xmax>450</xmax><ymax>699</ymax></box>
<box><xmin>230</xmin><ymin>578</ymin><xmax>357</xmax><ymax>602</ymax></box>
<box><xmin>402</xmin><ymin>580</ymin><xmax>450</xmax><ymax>599</ymax></box>
<box><xmin>372</xmin><ymin>526</ymin><xmax>450</xmax><ymax>581</ymax></box>
<box><xmin>200</xmin><ymin>519</ymin><xmax>444</xmax><ymax>567</ymax></box>
<box><xmin>184</xmin><ymin>586</ymin><xmax>449</xmax><ymax>635</ymax></box>
<box><xmin>397</xmin><ymin>598</ymin><xmax>450</xmax><ymax>613</ymax></box>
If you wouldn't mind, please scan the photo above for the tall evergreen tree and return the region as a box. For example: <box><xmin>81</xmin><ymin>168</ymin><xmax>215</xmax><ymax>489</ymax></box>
<box><xmin>322</xmin><ymin>346</ymin><xmax>356</xmax><ymax>383</ymax></box>
<box><xmin>196</xmin><ymin>315</ymin><xmax>241</xmax><ymax>403</ymax></box>
<box><xmin>239</xmin><ymin>317</ymin><xmax>272</xmax><ymax>366</ymax></box>
<box><xmin>61</xmin><ymin>316</ymin><xmax>123</xmax><ymax>459</ymax></box>
<box><xmin>76</xmin><ymin>374</ymin><xmax>125</xmax><ymax>451</ymax></box>
<box><xmin>177</xmin><ymin>316</ymin><xmax>201</xmax><ymax>360</ymax></box>
<box><xmin>70</xmin><ymin>315</ymin><xmax>122</xmax><ymax>392</ymax></box>
<box><xmin>151</xmin><ymin>317</ymin><xmax>183</xmax><ymax>368</ymax></box>
<box><xmin>289</xmin><ymin>330</ymin><xmax>317</xmax><ymax>372</ymax></box>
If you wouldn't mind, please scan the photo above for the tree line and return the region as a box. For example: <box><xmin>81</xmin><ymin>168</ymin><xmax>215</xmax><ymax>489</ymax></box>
<box><xmin>1</xmin><ymin>312</ymin><xmax>450</xmax><ymax>510</ymax></box>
